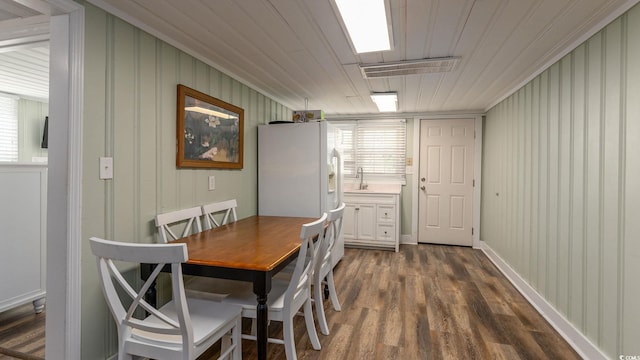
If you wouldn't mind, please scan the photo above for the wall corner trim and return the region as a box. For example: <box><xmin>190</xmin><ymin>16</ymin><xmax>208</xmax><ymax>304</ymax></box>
<box><xmin>477</xmin><ymin>240</ymin><xmax>608</xmax><ymax>360</ymax></box>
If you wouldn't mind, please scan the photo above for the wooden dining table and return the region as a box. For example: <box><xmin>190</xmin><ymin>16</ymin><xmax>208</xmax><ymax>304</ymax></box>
<box><xmin>143</xmin><ymin>215</ymin><xmax>317</xmax><ymax>360</ymax></box>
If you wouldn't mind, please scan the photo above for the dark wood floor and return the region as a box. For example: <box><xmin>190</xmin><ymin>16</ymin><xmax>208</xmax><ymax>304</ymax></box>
<box><xmin>0</xmin><ymin>245</ymin><xmax>582</xmax><ymax>360</ymax></box>
<box><xmin>0</xmin><ymin>302</ymin><xmax>45</xmax><ymax>360</ymax></box>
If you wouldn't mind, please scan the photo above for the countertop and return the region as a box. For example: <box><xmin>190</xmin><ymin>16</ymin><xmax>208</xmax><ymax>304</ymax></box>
<box><xmin>343</xmin><ymin>183</ymin><xmax>402</xmax><ymax>195</ymax></box>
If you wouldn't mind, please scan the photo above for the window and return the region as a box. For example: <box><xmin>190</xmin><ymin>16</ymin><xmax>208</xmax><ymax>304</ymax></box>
<box><xmin>0</xmin><ymin>94</ymin><xmax>18</xmax><ymax>162</ymax></box>
<box><xmin>331</xmin><ymin>119</ymin><xmax>406</xmax><ymax>182</ymax></box>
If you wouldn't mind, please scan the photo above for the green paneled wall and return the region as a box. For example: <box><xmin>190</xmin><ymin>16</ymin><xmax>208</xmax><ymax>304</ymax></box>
<box><xmin>482</xmin><ymin>5</ymin><xmax>640</xmax><ymax>358</ymax></box>
<box><xmin>80</xmin><ymin>4</ymin><xmax>291</xmax><ymax>358</ymax></box>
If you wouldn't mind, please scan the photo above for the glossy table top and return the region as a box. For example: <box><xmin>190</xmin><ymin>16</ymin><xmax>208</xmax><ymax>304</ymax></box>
<box><xmin>171</xmin><ymin>215</ymin><xmax>317</xmax><ymax>271</ymax></box>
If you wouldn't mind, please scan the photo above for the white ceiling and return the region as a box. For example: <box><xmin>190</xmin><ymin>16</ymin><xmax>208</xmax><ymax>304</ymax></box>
<box><xmin>1</xmin><ymin>0</ymin><xmax>638</xmax><ymax>115</ymax></box>
<box><xmin>0</xmin><ymin>44</ymin><xmax>49</xmax><ymax>100</ymax></box>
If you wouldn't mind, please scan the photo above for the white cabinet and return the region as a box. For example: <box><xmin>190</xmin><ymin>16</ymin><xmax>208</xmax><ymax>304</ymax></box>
<box><xmin>344</xmin><ymin>202</ymin><xmax>376</xmax><ymax>241</ymax></box>
<box><xmin>343</xmin><ymin>192</ymin><xmax>400</xmax><ymax>252</ymax></box>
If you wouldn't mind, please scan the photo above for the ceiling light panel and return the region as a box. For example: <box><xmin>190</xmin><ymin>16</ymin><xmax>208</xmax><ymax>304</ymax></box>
<box><xmin>360</xmin><ymin>57</ymin><xmax>460</xmax><ymax>78</ymax></box>
<box><xmin>334</xmin><ymin>0</ymin><xmax>393</xmax><ymax>53</ymax></box>
<box><xmin>370</xmin><ymin>92</ymin><xmax>397</xmax><ymax>112</ymax></box>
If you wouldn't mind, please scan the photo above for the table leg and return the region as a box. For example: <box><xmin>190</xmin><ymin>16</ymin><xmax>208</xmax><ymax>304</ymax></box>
<box><xmin>256</xmin><ymin>293</ymin><xmax>268</xmax><ymax>360</ymax></box>
<box><xmin>254</xmin><ymin>274</ymin><xmax>271</xmax><ymax>360</ymax></box>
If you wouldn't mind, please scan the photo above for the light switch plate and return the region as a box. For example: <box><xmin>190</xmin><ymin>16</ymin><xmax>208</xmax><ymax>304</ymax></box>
<box><xmin>208</xmin><ymin>175</ymin><xmax>215</xmax><ymax>190</ymax></box>
<box><xmin>100</xmin><ymin>157</ymin><xmax>113</xmax><ymax>179</ymax></box>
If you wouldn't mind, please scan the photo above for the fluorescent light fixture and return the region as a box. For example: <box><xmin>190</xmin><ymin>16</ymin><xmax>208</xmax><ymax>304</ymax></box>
<box><xmin>334</xmin><ymin>0</ymin><xmax>392</xmax><ymax>53</ymax></box>
<box><xmin>370</xmin><ymin>92</ymin><xmax>397</xmax><ymax>112</ymax></box>
<box><xmin>360</xmin><ymin>57</ymin><xmax>461</xmax><ymax>78</ymax></box>
<box><xmin>185</xmin><ymin>106</ymin><xmax>238</xmax><ymax>119</ymax></box>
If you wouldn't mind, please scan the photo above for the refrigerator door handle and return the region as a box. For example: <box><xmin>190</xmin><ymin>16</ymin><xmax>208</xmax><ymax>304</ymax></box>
<box><xmin>331</xmin><ymin>148</ymin><xmax>343</xmax><ymax>207</ymax></box>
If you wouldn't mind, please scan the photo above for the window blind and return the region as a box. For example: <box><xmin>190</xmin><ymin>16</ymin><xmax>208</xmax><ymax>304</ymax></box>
<box><xmin>332</xmin><ymin>119</ymin><xmax>406</xmax><ymax>180</ymax></box>
<box><xmin>0</xmin><ymin>95</ymin><xmax>18</xmax><ymax>162</ymax></box>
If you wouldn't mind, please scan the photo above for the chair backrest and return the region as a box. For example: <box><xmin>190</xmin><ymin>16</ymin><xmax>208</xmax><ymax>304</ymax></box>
<box><xmin>201</xmin><ymin>199</ymin><xmax>238</xmax><ymax>230</ymax></box>
<box><xmin>155</xmin><ymin>206</ymin><xmax>203</xmax><ymax>243</ymax></box>
<box><xmin>89</xmin><ymin>237</ymin><xmax>194</xmax><ymax>355</ymax></box>
<box><xmin>318</xmin><ymin>202</ymin><xmax>345</xmax><ymax>274</ymax></box>
<box><xmin>284</xmin><ymin>213</ymin><xmax>327</xmax><ymax>310</ymax></box>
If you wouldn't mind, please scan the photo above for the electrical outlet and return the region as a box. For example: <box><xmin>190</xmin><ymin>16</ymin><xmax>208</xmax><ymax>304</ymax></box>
<box><xmin>99</xmin><ymin>157</ymin><xmax>113</xmax><ymax>179</ymax></box>
<box><xmin>208</xmin><ymin>176</ymin><xmax>215</xmax><ymax>191</ymax></box>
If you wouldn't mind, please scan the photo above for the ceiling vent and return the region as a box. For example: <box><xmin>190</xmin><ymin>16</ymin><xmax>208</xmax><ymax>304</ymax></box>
<box><xmin>360</xmin><ymin>57</ymin><xmax>460</xmax><ymax>78</ymax></box>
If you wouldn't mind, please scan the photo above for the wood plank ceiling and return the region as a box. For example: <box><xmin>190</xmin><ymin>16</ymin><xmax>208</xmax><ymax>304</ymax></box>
<box><xmin>1</xmin><ymin>0</ymin><xmax>638</xmax><ymax>115</ymax></box>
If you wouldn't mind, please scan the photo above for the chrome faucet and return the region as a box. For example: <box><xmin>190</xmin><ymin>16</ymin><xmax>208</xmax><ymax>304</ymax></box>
<box><xmin>356</xmin><ymin>167</ymin><xmax>367</xmax><ymax>190</ymax></box>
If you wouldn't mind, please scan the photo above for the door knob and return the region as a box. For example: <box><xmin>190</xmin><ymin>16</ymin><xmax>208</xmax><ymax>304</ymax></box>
<box><xmin>420</xmin><ymin>186</ymin><xmax>426</xmax><ymax>191</ymax></box>
<box><xmin>421</xmin><ymin>177</ymin><xmax>426</xmax><ymax>182</ymax></box>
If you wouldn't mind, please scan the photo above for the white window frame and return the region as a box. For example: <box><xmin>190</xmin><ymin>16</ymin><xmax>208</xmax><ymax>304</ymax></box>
<box><xmin>331</xmin><ymin>119</ymin><xmax>406</xmax><ymax>184</ymax></box>
<box><xmin>0</xmin><ymin>93</ymin><xmax>19</xmax><ymax>162</ymax></box>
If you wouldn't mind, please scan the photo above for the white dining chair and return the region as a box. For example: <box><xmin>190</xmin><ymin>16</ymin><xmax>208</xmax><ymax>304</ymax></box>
<box><xmin>220</xmin><ymin>213</ymin><xmax>327</xmax><ymax>360</ymax></box>
<box><xmin>89</xmin><ymin>237</ymin><xmax>242</xmax><ymax>360</ymax></box>
<box><xmin>201</xmin><ymin>199</ymin><xmax>238</xmax><ymax>230</ymax></box>
<box><xmin>313</xmin><ymin>202</ymin><xmax>345</xmax><ymax>335</ymax></box>
<box><xmin>154</xmin><ymin>206</ymin><xmax>203</xmax><ymax>243</ymax></box>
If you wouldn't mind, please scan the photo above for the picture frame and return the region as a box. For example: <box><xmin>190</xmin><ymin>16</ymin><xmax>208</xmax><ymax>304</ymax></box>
<box><xmin>176</xmin><ymin>84</ymin><xmax>244</xmax><ymax>169</ymax></box>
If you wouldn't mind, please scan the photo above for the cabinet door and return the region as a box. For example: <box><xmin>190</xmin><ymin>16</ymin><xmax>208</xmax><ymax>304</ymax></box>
<box><xmin>343</xmin><ymin>203</ymin><xmax>358</xmax><ymax>239</ymax></box>
<box><xmin>356</xmin><ymin>203</ymin><xmax>376</xmax><ymax>240</ymax></box>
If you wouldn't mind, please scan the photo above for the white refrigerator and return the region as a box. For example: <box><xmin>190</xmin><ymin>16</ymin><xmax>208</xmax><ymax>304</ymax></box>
<box><xmin>258</xmin><ymin>121</ymin><xmax>344</xmax><ymax>265</ymax></box>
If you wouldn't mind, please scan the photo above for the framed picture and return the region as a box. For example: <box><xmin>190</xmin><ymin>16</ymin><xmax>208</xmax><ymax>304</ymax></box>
<box><xmin>176</xmin><ymin>84</ymin><xmax>244</xmax><ymax>169</ymax></box>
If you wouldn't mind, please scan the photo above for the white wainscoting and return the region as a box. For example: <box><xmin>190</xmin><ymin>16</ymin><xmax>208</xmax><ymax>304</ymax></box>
<box><xmin>0</xmin><ymin>164</ymin><xmax>47</xmax><ymax>314</ymax></box>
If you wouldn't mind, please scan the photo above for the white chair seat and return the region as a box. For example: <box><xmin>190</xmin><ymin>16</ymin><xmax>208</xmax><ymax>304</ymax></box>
<box><xmin>131</xmin><ymin>298</ymin><xmax>241</xmax><ymax>347</ymax></box>
<box><xmin>221</xmin><ymin>279</ymin><xmax>290</xmax><ymax>316</ymax></box>
<box><xmin>184</xmin><ymin>277</ymin><xmax>248</xmax><ymax>301</ymax></box>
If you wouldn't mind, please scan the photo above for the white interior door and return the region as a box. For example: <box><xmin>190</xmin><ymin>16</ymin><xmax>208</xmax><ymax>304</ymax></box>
<box><xmin>418</xmin><ymin>119</ymin><xmax>475</xmax><ymax>246</ymax></box>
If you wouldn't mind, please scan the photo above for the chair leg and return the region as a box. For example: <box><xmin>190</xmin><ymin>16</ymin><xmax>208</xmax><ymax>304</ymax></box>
<box><xmin>313</xmin><ymin>280</ymin><xmax>330</xmax><ymax>336</ymax></box>
<box><xmin>221</xmin><ymin>334</ymin><xmax>231</xmax><ymax>355</ymax></box>
<box><xmin>250</xmin><ymin>318</ymin><xmax>257</xmax><ymax>336</ymax></box>
<box><xmin>220</xmin><ymin>317</ymin><xmax>242</xmax><ymax>360</ymax></box>
<box><xmin>326</xmin><ymin>271</ymin><xmax>341</xmax><ymax>311</ymax></box>
<box><xmin>118</xmin><ymin>333</ymin><xmax>133</xmax><ymax>360</ymax></box>
<box><xmin>118</xmin><ymin>349</ymin><xmax>133</xmax><ymax>360</ymax></box>
<box><xmin>232</xmin><ymin>317</ymin><xmax>242</xmax><ymax>360</ymax></box>
<box><xmin>283</xmin><ymin>316</ymin><xmax>298</xmax><ymax>360</ymax></box>
<box><xmin>303</xmin><ymin>298</ymin><xmax>321</xmax><ymax>350</ymax></box>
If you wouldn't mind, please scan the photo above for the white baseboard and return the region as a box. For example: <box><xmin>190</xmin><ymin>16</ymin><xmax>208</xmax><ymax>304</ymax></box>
<box><xmin>478</xmin><ymin>241</ymin><xmax>607</xmax><ymax>360</ymax></box>
<box><xmin>400</xmin><ymin>234</ymin><xmax>416</xmax><ymax>245</ymax></box>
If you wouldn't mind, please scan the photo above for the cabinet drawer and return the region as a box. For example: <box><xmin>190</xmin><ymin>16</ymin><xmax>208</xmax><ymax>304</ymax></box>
<box><xmin>377</xmin><ymin>205</ymin><xmax>395</xmax><ymax>223</ymax></box>
<box><xmin>377</xmin><ymin>224</ymin><xmax>396</xmax><ymax>242</ymax></box>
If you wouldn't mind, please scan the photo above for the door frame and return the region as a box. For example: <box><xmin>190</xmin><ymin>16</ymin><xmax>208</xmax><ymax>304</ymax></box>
<box><xmin>46</xmin><ymin>2</ymin><xmax>85</xmax><ymax>359</ymax></box>
<box><xmin>411</xmin><ymin>114</ymin><xmax>483</xmax><ymax>248</ymax></box>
